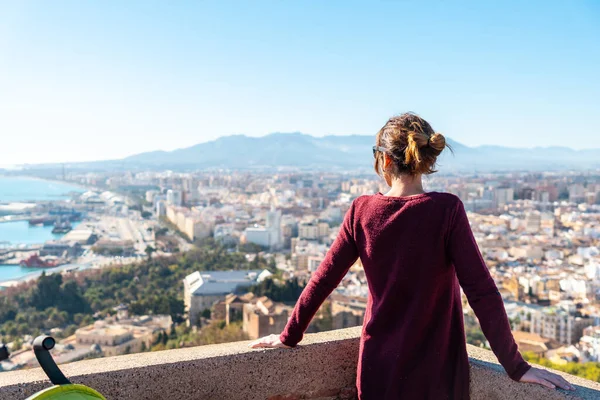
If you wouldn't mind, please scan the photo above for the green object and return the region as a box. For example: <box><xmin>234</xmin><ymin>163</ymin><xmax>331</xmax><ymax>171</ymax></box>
<box><xmin>25</xmin><ymin>384</ymin><xmax>106</xmax><ymax>400</ymax></box>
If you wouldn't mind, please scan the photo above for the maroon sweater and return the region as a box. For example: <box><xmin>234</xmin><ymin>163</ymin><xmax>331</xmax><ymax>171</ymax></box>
<box><xmin>280</xmin><ymin>192</ymin><xmax>531</xmax><ymax>399</ymax></box>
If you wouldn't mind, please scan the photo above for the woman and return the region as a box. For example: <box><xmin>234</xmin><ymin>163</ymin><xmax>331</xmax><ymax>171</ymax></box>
<box><xmin>250</xmin><ymin>113</ymin><xmax>574</xmax><ymax>399</ymax></box>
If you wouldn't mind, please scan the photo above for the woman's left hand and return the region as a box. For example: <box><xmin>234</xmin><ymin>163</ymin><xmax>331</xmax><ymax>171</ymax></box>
<box><xmin>248</xmin><ymin>334</ymin><xmax>292</xmax><ymax>349</ymax></box>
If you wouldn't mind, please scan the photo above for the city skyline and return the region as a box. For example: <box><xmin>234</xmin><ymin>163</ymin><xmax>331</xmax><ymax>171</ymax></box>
<box><xmin>1</xmin><ymin>1</ymin><xmax>599</xmax><ymax>165</ymax></box>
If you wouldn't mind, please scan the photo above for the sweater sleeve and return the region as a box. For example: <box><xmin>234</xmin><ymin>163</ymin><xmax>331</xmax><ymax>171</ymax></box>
<box><xmin>447</xmin><ymin>199</ymin><xmax>531</xmax><ymax>381</ymax></box>
<box><xmin>280</xmin><ymin>200</ymin><xmax>359</xmax><ymax>347</ymax></box>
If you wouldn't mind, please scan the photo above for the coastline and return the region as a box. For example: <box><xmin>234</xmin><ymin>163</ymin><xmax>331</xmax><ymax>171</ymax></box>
<box><xmin>0</xmin><ymin>262</ymin><xmax>94</xmax><ymax>289</ymax></box>
<box><xmin>0</xmin><ymin>175</ymin><xmax>93</xmax><ymax>203</ymax></box>
<box><xmin>0</xmin><ymin>173</ymin><xmax>90</xmax><ymax>189</ymax></box>
<box><xmin>0</xmin><ymin>175</ymin><xmax>93</xmax><ymax>214</ymax></box>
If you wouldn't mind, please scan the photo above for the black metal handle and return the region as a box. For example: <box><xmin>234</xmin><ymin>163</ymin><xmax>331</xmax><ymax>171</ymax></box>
<box><xmin>33</xmin><ymin>335</ymin><xmax>71</xmax><ymax>385</ymax></box>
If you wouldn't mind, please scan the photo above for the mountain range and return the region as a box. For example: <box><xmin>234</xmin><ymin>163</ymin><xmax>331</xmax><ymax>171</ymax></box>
<box><xmin>120</xmin><ymin>132</ymin><xmax>600</xmax><ymax>172</ymax></box>
<box><xmin>14</xmin><ymin>132</ymin><xmax>600</xmax><ymax>172</ymax></box>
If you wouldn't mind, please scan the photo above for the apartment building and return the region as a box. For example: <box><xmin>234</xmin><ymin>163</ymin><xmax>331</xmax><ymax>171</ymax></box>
<box><xmin>530</xmin><ymin>307</ymin><xmax>594</xmax><ymax>344</ymax></box>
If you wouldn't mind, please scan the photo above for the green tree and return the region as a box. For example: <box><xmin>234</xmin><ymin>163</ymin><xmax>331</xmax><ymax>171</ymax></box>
<box><xmin>58</xmin><ymin>281</ymin><xmax>91</xmax><ymax>314</ymax></box>
<box><xmin>145</xmin><ymin>245</ymin><xmax>156</xmax><ymax>261</ymax></box>
<box><xmin>30</xmin><ymin>273</ymin><xmax>63</xmax><ymax>310</ymax></box>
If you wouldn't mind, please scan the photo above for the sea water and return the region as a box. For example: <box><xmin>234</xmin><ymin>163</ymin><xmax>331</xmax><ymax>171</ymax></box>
<box><xmin>0</xmin><ymin>176</ymin><xmax>85</xmax><ymax>282</ymax></box>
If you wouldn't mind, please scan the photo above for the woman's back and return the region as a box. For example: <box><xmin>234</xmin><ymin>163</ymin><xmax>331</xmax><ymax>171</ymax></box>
<box><xmin>355</xmin><ymin>192</ymin><xmax>457</xmax><ymax>339</ymax></box>
<box><xmin>280</xmin><ymin>191</ymin><xmax>529</xmax><ymax>399</ymax></box>
<box><xmin>355</xmin><ymin>192</ymin><xmax>455</xmax><ymax>332</ymax></box>
<box><xmin>352</xmin><ymin>191</ymin><xmax>470</xmax><ymax>398</ymax></box>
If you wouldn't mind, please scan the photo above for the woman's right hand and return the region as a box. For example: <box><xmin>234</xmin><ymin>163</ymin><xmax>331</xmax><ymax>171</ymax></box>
<box><xmin>519</xmin><ymin>366</ymin><xmax>575</xmax><ymax>391</ymax></box>
<box><xmin>248</xmin><ymin>334</ymin><xmax>292</xmax><ymax>349</ymax></box>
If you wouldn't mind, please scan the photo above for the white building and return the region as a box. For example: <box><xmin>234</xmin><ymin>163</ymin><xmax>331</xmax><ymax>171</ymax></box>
<box><xmin>579</xmin><ymin>326</ymin><xmax>600</xmax><ymax>362</ymax></box>
<box><xmin>266</xmin><ymin>207</ymin><xmax>282</xmax><ymax>248</ymax></box>
<box><xmin>525</xmin><ymin>212</ymin><xmax>541</xmax><ymax>234</ymax></box>
<box><xmin>494</xmin><ymin>187</ymin><xmax>514</xmax><ymax>208</ymax></box>
<box><xmin>559</xmin><ymin>277</ymin><xmax>588</xmax><ymax>299</ymax></box>
<box><xmin>166</xmin><ymin>190</ymin><xmax>183</xmax><ymax>207</ymax></box>
<box><xmin>183</xmin><ymin>270</ymin><xmax>271</xmax><ymax>326</ymax></box>
<box><xmin>584</xmin><ymin>263</ymin><xmax>600</xmax><ymax>280</ymax></box>
<box><xmin>299</xmin><ymin>222</ymin><xmax>319</xmax><ymax>240</ymax></box>
<box><xmin>243</xmin><ymin>207</ymin><xmax>282</xmax><ymax>249</ymax></box>
<box><xmin>245</xmin><ymin>226</ymin><xmax>272</xmax><ymax>248</ymax></box>
<box><xmin>145</xmin><ymin>190</ymin><xmax>159</xmax><ymax>204</ymax></box>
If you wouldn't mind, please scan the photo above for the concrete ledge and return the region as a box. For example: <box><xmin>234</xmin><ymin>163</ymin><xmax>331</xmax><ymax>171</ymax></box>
<box><xmin>1</xmin><ymin>327</ymin><xmax>599</xmax><ymax>399</ymax></box>
<box><xmin>467</xmin><ymin>344</ymin><xmax>600</xmax><ymax>400</ymax></box>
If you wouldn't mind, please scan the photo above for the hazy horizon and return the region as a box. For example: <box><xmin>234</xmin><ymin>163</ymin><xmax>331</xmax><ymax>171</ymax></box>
<box><xmin>2</xmin><ymin>131</ymin><xmax>600</xmax><ymax>169</ymax></box>
<box><xmin>1</xmin><ymin>1</ymin><xmax>599</xmax><ymax>165</ymax></box>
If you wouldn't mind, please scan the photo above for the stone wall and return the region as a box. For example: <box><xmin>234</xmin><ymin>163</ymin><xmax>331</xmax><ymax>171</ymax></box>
<box><xmin>1</xmin><ymin>327</ymin><xmax>599</xmax><ymax>399</ymax></box>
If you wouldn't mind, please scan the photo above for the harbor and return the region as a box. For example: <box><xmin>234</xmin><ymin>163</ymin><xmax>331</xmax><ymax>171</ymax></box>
<box><xmin>0</xmin><ymin>177</ymin><xmax>158</xmax><ymax>285</ymax></box>
<box><xmin>0</xmin><ymin>177</ymin><xmax>87</xmax><ymax>282</ymax></box>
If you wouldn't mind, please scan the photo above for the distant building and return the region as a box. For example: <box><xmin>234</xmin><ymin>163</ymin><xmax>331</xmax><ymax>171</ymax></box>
<box><xmin>307</xmin><ymin>255</ymin><xmax>324</xmax><ymax>273</ymax></box>
<box><xmin>40</xmin><ymin>240</ymin><xmax>82</xmax><ymax>258</ymax></box>
<box><xmin>512</xmin><ymin>330</ymin><xmax>561</xmax><ymax>357</ymax></box>
<box><xmin>568</xmin><ymin>184</ymin><xmax>585</xmax><ymax>203</ymax></box>
<box><xmin>525</xmin><ymin>212</ymin><xmax>542</xmax><ymax>234</ymax></box>
<box><xmin>242</xmin><ymin>296</ymin><xmax>291</xmax><ymax>340</ymax></box>
<box><xmin>502</xmin><ymin>275</ymin><xmax>524</xmax><ymax>302</ymax></box>
<box><xmin>540</xmin><ymin>213</ymin><xmax>555</xmax><ymax>236</ymax></box>
<box><xmin>266</xmin><ymin>207</ymin><xmax>282</xmax><ymax>248</ymax></box>
<box><xmin>244</xmin><ymin>227</ymin><xmax>272</xmax><ymax>248</ymax></box>
<box><xmin>494</xmin><ymin>187</ymin><xmax>514</xmax><ymax>208</ymax></box>
<box><xmin>156</xmin><ymin>200</ymin><xmax>166</xmax><ymax>217</ymax></box>
<box><xmin>213</xmin><ymin>223</ymin><xmax>237</xmax><ymax>246</ymax></box>
<box><xmin>330</xmin><ymin>294</ymin><xmax>366</xmax><ymax>330</ymax></box>
<box><xmin>93</xmin><ymin>239</ymin><xmax>135</xmax><ymax>255</ymax></box>
<box><xmin>213</xmin><ymin>293</ymin><xmax>256</xmax><ymax>325</ymax></box>
<box><xmin>243</xmin><ymin>207</ymin><xmax>282</xmax><ymax>249</ymax></box>
<box><xmin>166</xmin><ymin>190</ymin><xmax>183</xmax><ymax>207</ymax></box>
<box><xmin>298</xmin><ymin>222</ymin><xmax>319</xmax><ymax>240</ymax></box>
<box><xmin>62</xmin><ymin>229</ymin><xmax>98</xmax><ymax>245</ymax></box>
<box><xmin>76</xmin><ymin>324</ymin><xmax>134</xmax><ymax>356</ymax></box>
<box><xmin>183</xmin><ymin>270</ymin><xmax>272</xmax><ymax>326</ymax></box>
<box><xmin>509</xmin><ymin>245</ymin><xmax>543</xmax><ymax>260</ymax></box>
<box><xmin>579</xmin><ymin>326</ymin><xmax>600</xmax><ymax>362</ymax></box>
<box><xmin>184</xmin><ymin>218</ymin><xmax>211</xmax><ymax>242</ymax></box>
<box><xmin>75</xmin><ymin>314</ymin><xmax>171</xmax><ymax>357</ymax></box>
<box><xmin>145</xmin><ymin>190</ymin><xmax>159</xmax><ymax>204</ymax></box>
<box><xmin>292</xmin><ymin>252</ymin><xmax>309</xmax><ymax>271</ymax></box>
<box><xmin>530</xmin><ymin>307</ymin><xmax>594</xmax><ymax>344</ymax></box>
<box><xmin>153</xmin><ymin>194</ymin><xmax>167</xmax><ymax>211</ymax></box>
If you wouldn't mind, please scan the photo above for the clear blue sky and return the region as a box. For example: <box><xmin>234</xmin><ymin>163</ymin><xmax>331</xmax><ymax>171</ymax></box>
<box><xmin>0</xmin><ymin>1</ymin><xmax>598</xmax><ymax>165</ymax></box>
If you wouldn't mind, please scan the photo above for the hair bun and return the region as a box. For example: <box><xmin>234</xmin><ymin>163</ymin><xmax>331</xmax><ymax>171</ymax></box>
<box><xmin>428</xmin><ymin>132</ymin><xmax>446</xmax><ymax>153</ymax></box>
<box><xmin>374</xmin><ymin>112</ymin><xmax>451</xmax><ymax>176</ymax></box>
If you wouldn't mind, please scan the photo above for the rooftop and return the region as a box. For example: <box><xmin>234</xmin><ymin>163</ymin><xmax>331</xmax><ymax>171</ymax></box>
<box><xmin>1</xmin><ymin>327</ymin><xmax>599</xmax><ymax>399</ymax></box>
<box><xmin>184</xmin><ymin>269</ymin><xmax>271</xmax><ymax>296</ymax></box>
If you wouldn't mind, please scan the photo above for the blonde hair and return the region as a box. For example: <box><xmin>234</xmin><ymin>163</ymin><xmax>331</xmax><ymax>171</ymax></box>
<box><xmin>374</xmin><ymin>112</ymin><xmax>450</xmax><ymax>176</ymax></box>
